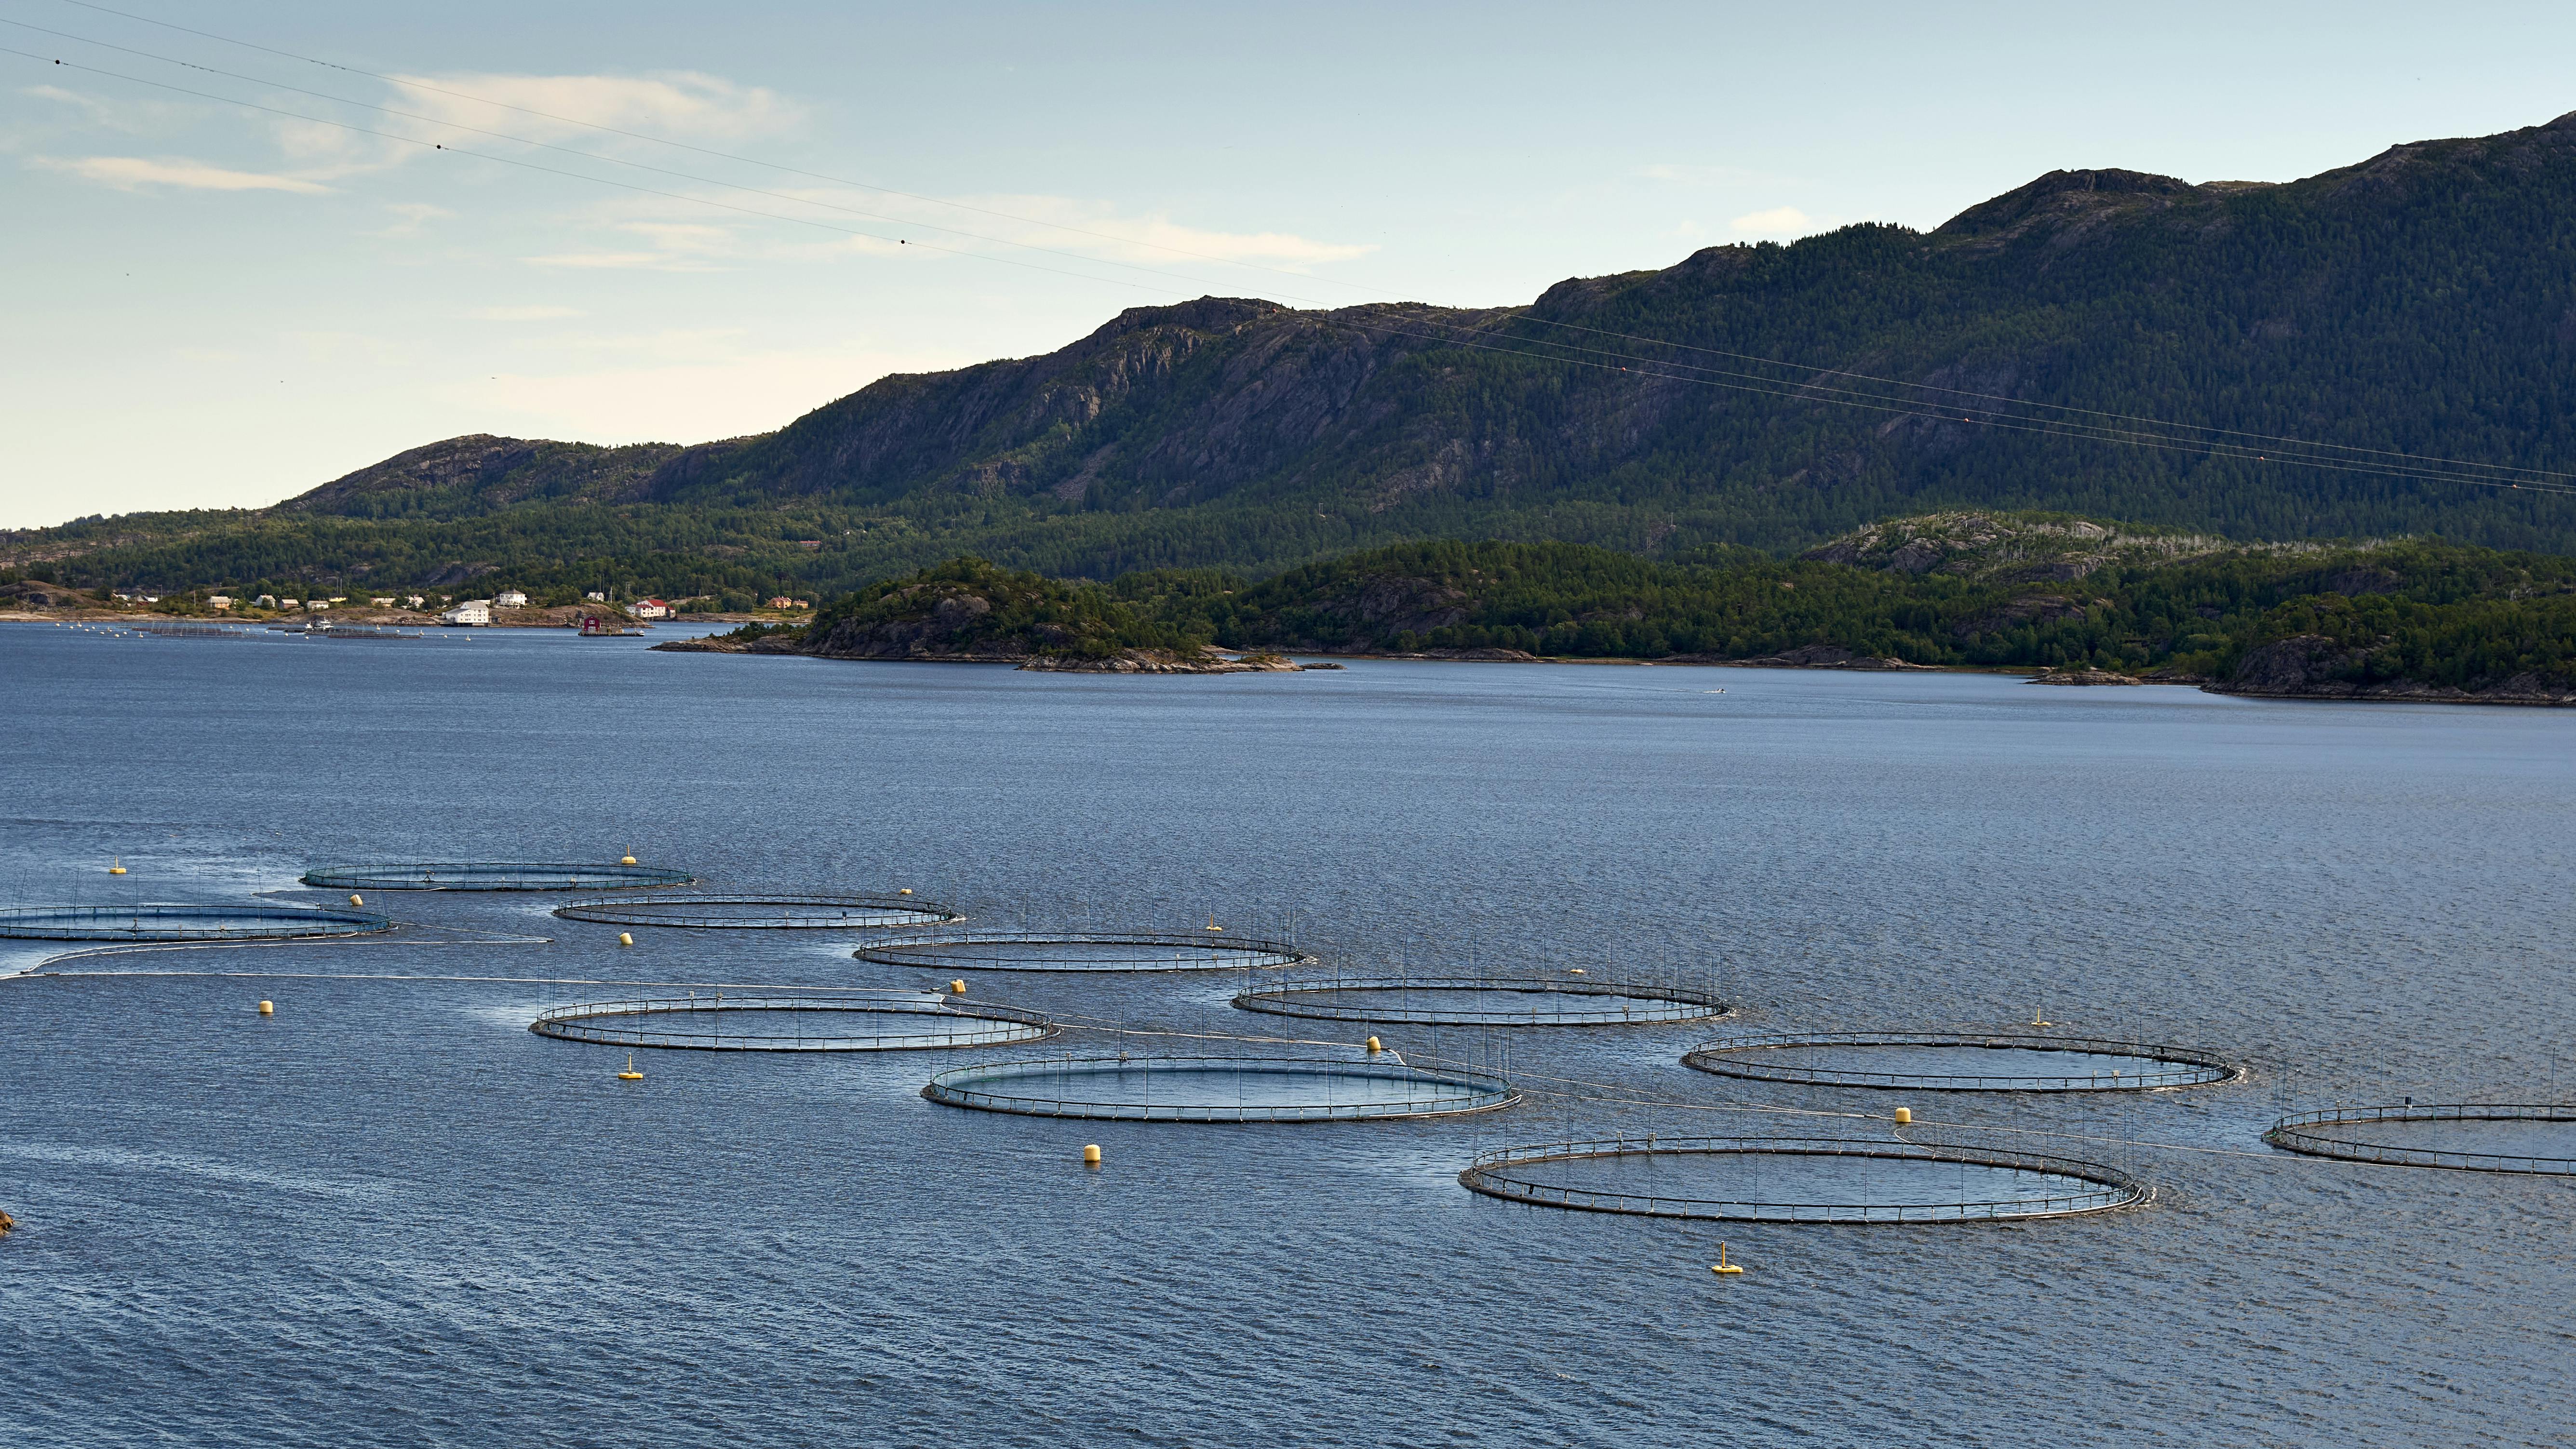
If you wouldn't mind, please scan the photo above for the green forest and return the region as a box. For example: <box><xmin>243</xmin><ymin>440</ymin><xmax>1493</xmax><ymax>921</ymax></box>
<box><xmin>706</xmin><ymin>516</ymin><xmax>2576</xmax><ymax>693</ymax></box>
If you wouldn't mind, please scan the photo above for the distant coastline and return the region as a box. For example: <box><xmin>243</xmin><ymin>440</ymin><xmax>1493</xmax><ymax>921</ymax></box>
<box><xmin>637</xmin><ymin>518</ymin><xmax>2576</xmax><ymax>708</ymax></box>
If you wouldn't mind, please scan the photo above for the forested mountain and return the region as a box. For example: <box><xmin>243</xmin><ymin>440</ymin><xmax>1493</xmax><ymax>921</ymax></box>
<box><xmin>15</xmin><ymin>111</ymin><xmax>2576</xmax><ymax>601</ymax></box>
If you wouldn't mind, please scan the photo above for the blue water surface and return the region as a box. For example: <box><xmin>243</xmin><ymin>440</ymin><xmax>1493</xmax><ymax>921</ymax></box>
<box><xmin>2</xmin><ymin>622</ymin><xmax>2572</xmax><ymax>1446</ymax></box>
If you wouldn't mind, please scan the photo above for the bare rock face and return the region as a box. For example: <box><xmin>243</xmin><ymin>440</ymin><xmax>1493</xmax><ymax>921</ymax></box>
<box><xmin>1804</xmin><ymin>511</ymin><xmax>2247</xmax><ymax>582</ymax></box>
<box><xmin>0</xmin><ymin>581</ymin><xmax>74</xmax><ymax>609</ymax></box>
<box><xmin>2027</xmin><ymin>667</ymin><xmax>2143</xmax><ymax>686</ymax></box>
<box><xmin>1418</xmin><ymin>646</ymin><xmax>1541</xmax><ymax>662</ymax></box>
<box><xmin>1018</xmin><ymin>647</ymin><xmax>1303</xmax><ymax>674</ymax></box>
<box><xmin>650</xmin><ymin>633</ymin><xmax>802</xmax><ymax>655</ymax></box>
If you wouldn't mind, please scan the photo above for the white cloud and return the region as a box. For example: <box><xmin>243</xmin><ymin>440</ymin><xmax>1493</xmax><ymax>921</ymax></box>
<box><xmin>1639</xmin><ymin>162</ymin><xmax>1764</xmax><ymax>185</ymax></box>
<box><xmin>266</xmin><ymin>115</ymin><xmax>410</xmax><ymax>177</ymax></box>
<box><xmin>385</xmin><ymin>71</ymin><xmax>804</xmax><ymax>143</ymax></box>
<box><xmin>289</xmin><ymin>331</ymin><xmax>422</xmax><ymax>367</ymax></box>
<box><xmin>368</xmin><ymin>201</ymin><xmax>452</xmax><ymax>238</ymax></box>
<box><xmin>468</xmin><ymin>305</ymin><xmax>583</xmax><ymax>322</ymax></box>
<box><xmin>618</xmin><ymin>220</ymin><xmax>736</xmax><ymax>254</ymax></box>
<box><xmin>522</xmin><ymin>249</ymin><xmax>726</xmax><ymax>271</ymax></box>
<box><xmin>24</xmin><ymin>84</ymin><xmax>115</xmax><ymax>123</ymax></box>
<box><xmin>438</xmin><ymin>346</ymin><xmax>968</xmax><ymax>443</ymax></box>
<box><xmin>941</xmin><ymin>193</ymin><xmax>1374</xmax><ymax>268</ymax></box>
<box><xmin>1730</xmin><ymin>206</ymin><xmax>1816</xmax><ymax>236</ymax></box>
<box><xmin>34</xmin><ymin>155</ymin><xmax>329</xmax><ymax>193</ymax></box>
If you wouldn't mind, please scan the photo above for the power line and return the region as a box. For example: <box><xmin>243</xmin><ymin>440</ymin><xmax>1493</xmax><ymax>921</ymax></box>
<box><xmin>1331</xmin><ymin>313</ymin><xmax>2576</xmax><ymax>494</ymax></box>
<box><xmin>1508</xmin><ymin>316</ymin><xmax>2576</xmax><ymax>485</ymax></box>
<box><xmin>57</xmin><ymin>1</ymin><xmax>2576</xmax><ymax>489</ymax></box>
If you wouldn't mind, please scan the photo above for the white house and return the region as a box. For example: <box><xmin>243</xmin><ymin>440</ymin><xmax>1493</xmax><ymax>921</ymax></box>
<box><xmin>403</xmin><ymin>595</ymin><xmax>427</xmax><ymax>609</ymax></box>
<box><xmin>441</xmin><ymin>599</ymin><xmax>494</xmax><ymax>626</ymax></box>
<box><xmin>584</xmin><ymin>590</ymin><xmax>607</xmax><ymax>602</ymax></box>
<box><xmin>370</xmin><ymin>597</ymin><xmax>396</xmax><ymax>607</ymax></box>
<box><xmin>631</xmin><ymin>598</ymin><xmax>673</xmax><ymax>620</ymax></box>
<box><xmin>304</xmin><ymin>600</ymin><xmax>330</xmax><ymax>611</ymax></box>
<box><xmin>208</xmin><ymin>596</ymin><xmax>234</xmax><ymax>610</ymax></box>
<box><xmin>278</xmin><ymin>598</ymin><xmax>301</xmax><ymax>609</ymax></box>
<box><xmin>495</xmin><ymin>590</ymin><xmax>528</xmax><ymax>608</ymax></box>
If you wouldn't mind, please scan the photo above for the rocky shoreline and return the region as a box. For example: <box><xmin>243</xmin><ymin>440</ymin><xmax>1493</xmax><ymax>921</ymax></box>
<box><xmin>2028</xmin><ymin>667</ymin><xmax>2143</xmax><ymax>686</ymax></box>
<box><xmin>651</xmin><ymin>622</ymin><xmax>2576</xmax><ymax>704</ymax></box>
<box><xmin>653</xmin><ymin>633</ymin><xmax>1310</xmax><ymax>673</ymax></box>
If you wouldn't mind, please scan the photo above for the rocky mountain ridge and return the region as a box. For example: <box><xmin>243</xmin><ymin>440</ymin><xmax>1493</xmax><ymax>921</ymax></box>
<box><xmin>20</xmin><ymin>111</ymin><xmax>2576</xmax><ymax>596</ymax></box>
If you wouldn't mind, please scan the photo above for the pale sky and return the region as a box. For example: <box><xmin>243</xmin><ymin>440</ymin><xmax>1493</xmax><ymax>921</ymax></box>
<box><xmin>4</xmin><ymin>0</ymin><xmax>2572</xmax><ymax>528</ymax></box>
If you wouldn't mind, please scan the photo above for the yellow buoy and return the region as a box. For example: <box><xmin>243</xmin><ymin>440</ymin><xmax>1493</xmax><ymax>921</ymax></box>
<box><xmin>108</xmin><ymin>857</ymin><xmax>126</xmax><ymax>875</ymax></box>
<box><xmin>621</xmin><ymin>855</ymin><xmax>637</xmax><ymax>866</ymax></box>
<box><xmin>617</xmin><ymin>1052</ymin><xmax>644</xmax><ymax>1081</ymax></box>
<box><xmin>1893</xmin><ymin>1107</ymin><xmax>1913</xmax><ymax>1125</ymax></box>
<box><xmin>899</xmin><ymin>888</ymin><xmax>912</xmax><ymax>895</ymax></box>
<box><xmin>1082</xmin><ymin>1144</ymin><xmax>1101</xmax><ymax>1167</ymax></box>
<box><xmin>1567</xmin><ymin>967</ymin><xmax>1586</xmax><ymax>975</ymax></box>
<box><xmin>349</xmin><ymin>893</ymin><xmax>364</xmax><ymax>907</ymax></box>
<box><xmin>1366</xmin><ymin>1036</ymin><xmax>1382</xmax><ymax>1053</ymax></box>
<box><xmin>1711</xmin><ymin>1242</ymin><xmax>1744</xmax><ymax>1275</ymax></box>
<box><xmin>257</xmin><ymin>1000</ymin><xmax>274</xmax><ymax>1016</ymax></box>
<box><xmin>948</xmin><ymin>979</ymin><xmax>967</xmax><ymax>995</ymax></box>
<box><xmin>618</xmin><ymin>932</ymin><xmax>634</xmax><ymax>947</ymax></box>
<box><xmin>2031</xmin><ymin>1006</ymin><xmax>2053</xmax><ymax>1027</ymax></box>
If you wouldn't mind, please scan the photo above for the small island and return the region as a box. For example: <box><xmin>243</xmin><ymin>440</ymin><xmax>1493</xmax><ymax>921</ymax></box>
<box><xmin>655</xmin><ymin>558</ymin><xmax>1311</xmax><ymax>673</ymax></box>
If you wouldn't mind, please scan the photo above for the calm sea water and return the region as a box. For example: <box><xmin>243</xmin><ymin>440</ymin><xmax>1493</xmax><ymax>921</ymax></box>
<box><xmin>3</xmin><ymin>621</ymin><xmax>2573</xmax><ymax>1446</ymax></box>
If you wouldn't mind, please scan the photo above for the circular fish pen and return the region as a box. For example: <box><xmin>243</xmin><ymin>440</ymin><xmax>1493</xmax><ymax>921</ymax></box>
<box><xmin>0</xmin><ymin>903</ymin><xmax>389</xmax><ymax>941</ymax></box>
<box><xmin>2265</xmin><ymin>1103</ymin><xmax>2576</xmax><ymax>1175</ymax></box>
<box><xmin>530</xmin><ymin>990</ymin><xmax>1054</xmax><ymax>1052</ymax></box>
<box><xmin>551</xmin><ymin>893</ymin><xmax>962</xmax><ymax>930</ymax></box>
<box><xmin>300</xmin><ymin>862</ymin><xmax>696</xmax><ymax>892</ymax></box>
<box><xmin>1458</xmin><ymin>1135</ymin><xmax>2147</xmax><ymax>1222</ymax></box>
<box><xmin>1232</xmin><ymin>974</ymin><xmax>1729</xmax><ymax>1027</ymax></box>
<box><xmin>1683</xmin><ymin>1030</ymin><xmax>2237</xmax><ymax>1092</ymax></box>
<box><xmin>921</xmin><ymin>1054</ymin><xmax>1518</xmax><ymax>1122</ymax></box>
<box><xmin>855</xmin><ymin>931</ymin><xmax>1312</xmax><ymax>974</ymax></box>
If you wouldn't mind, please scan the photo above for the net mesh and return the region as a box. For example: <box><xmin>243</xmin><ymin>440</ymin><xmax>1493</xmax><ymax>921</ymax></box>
<box><xmin>0</xmin><ymin>903</ymin><xmax>389</xmax><ymax>941</ymax></box>
<box><xmin>1683</xmin><ymin>1030</ymin><xmax>2237</xmax><ymax>1092</ymax></box>
<box><xmin>1459</xmin><ymin>1135</ymin><xmax>2148</xmax><ymax>1222</ymax></box>
<box><xmin>530</xmin><ymin>990</ymin><xmax>1053</xmax><ymax>1051</ymax></box>
<box><xmin>1234</xmin><ymin>975</ymin><xmax>1729</xmax><ymax>1026</ymax></box>
<box><xmin>553</xmin><ymin>894</ymin><xmax>962</xmax><ymax>929</ymax></box>
<box><xmin>856</xmin><ymin>932</ymin><xmax>1311</xmax><ymax>973</ymax></box>
<box><xmin>300</xmin><ymin>862</ymin><xmax>696</xmax><ymax>892</ymax></box>
<box><xmin>921</xmin><ymin>1054</ymin><xmax>1517</xmax><ymax>1121</ymax></box>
